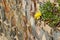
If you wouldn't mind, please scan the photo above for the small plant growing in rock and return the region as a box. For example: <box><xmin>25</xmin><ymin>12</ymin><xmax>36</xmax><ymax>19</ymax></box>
<box><xmin>40</xmin><ymin>1</ymin><xmax>60</xmax><ymax>27</ymax></box>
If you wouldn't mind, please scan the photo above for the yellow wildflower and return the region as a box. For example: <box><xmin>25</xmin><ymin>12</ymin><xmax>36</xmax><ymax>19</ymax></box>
<box><xmin>34</xmin><ymin>10</ymin><xmax>42</xmax><ymax>20</ymax></box>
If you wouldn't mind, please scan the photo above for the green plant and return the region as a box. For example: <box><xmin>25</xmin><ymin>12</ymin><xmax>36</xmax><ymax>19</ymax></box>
<box><xmin>40</xmin><ymin>1</ymin><xmax>60</xmax><ymax>27</ymax></box>
<box><xmin>57</xmin><ymin>0</ymin><xmax>60</xmax><ymax>4</ymax></box>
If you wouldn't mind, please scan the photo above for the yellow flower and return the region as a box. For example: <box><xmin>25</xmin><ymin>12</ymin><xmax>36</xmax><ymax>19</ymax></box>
<box><xmin>34</xmin><ymin>10</ymin><xmax>42</xmax><ymax>20</ymax></box>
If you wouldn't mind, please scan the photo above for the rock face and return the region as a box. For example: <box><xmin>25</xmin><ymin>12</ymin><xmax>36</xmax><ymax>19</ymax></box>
<box><xmin>0</xmin><ymin>0</ymin><xmax>60</xmax><ymax>40</ymax></box>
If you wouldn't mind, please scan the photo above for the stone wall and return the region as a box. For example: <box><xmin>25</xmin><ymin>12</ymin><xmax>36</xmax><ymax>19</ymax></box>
<box><xmin>0</xmin><ymin>0</ymin><xmax>60</xmax><ymax>40</ymax></box>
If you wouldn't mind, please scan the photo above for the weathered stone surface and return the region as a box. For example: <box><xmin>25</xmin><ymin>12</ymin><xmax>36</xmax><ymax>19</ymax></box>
<box><xmin>0</xmin><ymin>0</ymin><xmax>60</xmax><ymax>40</ymax></box>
